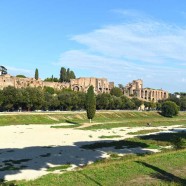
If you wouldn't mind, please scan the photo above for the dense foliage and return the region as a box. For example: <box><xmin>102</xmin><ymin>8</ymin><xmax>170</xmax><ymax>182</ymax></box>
<box><xmin>86</xmin><ymin>86</ymin><xmax>96</xmax><ymax>122</ymax></box>
<box><xmin>59</xmin><ymin>67</ymin><xmax>76</xmax><ymax>82</ymax></box>
<box><xmin>161</xmin><ymin>101</ymin><xmax>179</xmax><ymax>117</ymax></box>
<box><xmin>0</xmin><ymin>86</ymin><xmax>146</xmax><ymax>112</ymax></box>
<box><xmin>44</xmin><ymin>67</ymin><xmax>76</xmax><ymax>83</ymax></box>
<box><xmin>166</xmin><ymin>93</ymin><xmax>186</xmax><ymax>111</ymax></box>
<box><xmin>110</xmin><ymin>87</ymin><xmax>123</xmax><ymax>97</ymax></box>
<box><xmin>44</xmin><ymin>75</ymin><xmax>59</xmax><ymax>82</ymax></box>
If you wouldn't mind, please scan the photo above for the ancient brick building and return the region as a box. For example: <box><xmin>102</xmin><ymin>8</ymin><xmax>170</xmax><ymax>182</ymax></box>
<box><xmin>0</xmin><ymin>73</ymin><xmax>114</xmax><ymax>94</ymax></box>
<box><xmin>0</xmin><ymin>67</ymin><xmax>168</xmax><ymax>101</ymax></box>
<box><xmin>70</xmin><ymin>77</ymin><xmax>114</xmax><ymax>93</ymax></box>
<box><xmin>123</xmin><ymin>79</ymin><xmax>168</xmax><ymax>102</ymax></box>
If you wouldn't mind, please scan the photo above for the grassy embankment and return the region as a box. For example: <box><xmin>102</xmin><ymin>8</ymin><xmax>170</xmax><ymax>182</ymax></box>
<box><xmin>14</xmin><ymin>149</ymin><xmax>186</xmax><ymax>186</ymax></box>
<box><xmin>0</xmin><ymin>111</ymin><xmax>186</xmax><ymax>129</ymax></box>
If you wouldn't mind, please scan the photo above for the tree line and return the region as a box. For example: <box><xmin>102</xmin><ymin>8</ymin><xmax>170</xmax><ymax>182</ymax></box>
<box><xmin>0</xmin><ymin>86</ymin><xmax>144</xmax><ymax>112</ymax></box>
<box><xmin>1</xmin><ymin>85</ymin><xmax>186</xmax><ymax>112</ymax></box>
<box><xmin>43</xmin><ymin>67</ymin><xmax>76</xmax><ymax>83</ymax></box>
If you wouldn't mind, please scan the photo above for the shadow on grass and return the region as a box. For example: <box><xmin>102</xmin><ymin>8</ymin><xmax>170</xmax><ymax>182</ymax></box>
<box><xmin>139</xmin><ymin>132</ymin><xmax>186</xmax><ymax>144</ymax></box>
<box><xmin>136</xmin><ymin>161</ymin><xmax>186</xmax><ymax>186</ymax></box>
<box><xmin>81</xmin><ymin>140</ymin><xmax>149</xmax><ymax>149</ymax></box>
<box><xmin>0</xmin><ymin>140</ymin><xmax>152</xmax><ymax>184</ymax></box>
<box><xmin>65</xmin><ymin>120</ymin><xmax>79</xmax><ymax>125</ymax></box>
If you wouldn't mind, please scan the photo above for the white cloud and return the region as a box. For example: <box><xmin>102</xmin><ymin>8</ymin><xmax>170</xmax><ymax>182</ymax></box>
<box><xmin>57</xmin><ymin>10</ymin><xmax>186</xmax><ymax>92</ymax></box>
<box><xmin>71</xmin><ymin>22</ymin><xmax>186</xmax><ymax>64</ymax></box>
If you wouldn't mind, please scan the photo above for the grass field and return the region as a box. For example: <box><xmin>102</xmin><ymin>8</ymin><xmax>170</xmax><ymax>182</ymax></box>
<box><xmin>1</xmin><ymin>111</ymin><xmax>186</xmax><ymax>186</ymax></box>
<box><xmin>0</xmin><ymin>111</ymin><xmax>186</xmax><ymax>129</ymax></box>
<box><xmin>14</xmin><ymin>149</ymin><xmax>186</xmax><ymax>186</ymax></box>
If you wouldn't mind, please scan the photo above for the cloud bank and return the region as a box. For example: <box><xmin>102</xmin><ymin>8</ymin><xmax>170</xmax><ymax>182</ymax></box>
<box><xmin>57</xmin><ymin>10</ymin><xmax>186</xmax><ymax>92</ymax></box>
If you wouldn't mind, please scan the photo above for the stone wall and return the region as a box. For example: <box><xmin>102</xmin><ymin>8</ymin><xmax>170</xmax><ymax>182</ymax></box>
<box><xmin>123</xmin><ymin>79</ymin><xmax>168</xmax><ymax>102</ymax></box>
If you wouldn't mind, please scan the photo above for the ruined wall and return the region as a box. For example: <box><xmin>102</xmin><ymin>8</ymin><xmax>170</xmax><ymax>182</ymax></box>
<box><xmin>70</xmin><ymin>77</ymin><xmax>114</xmax><ymax>93</ymax></box>
<box><xmin>0</xmin><ymin>75</ymin><xmax>113</xmax><ymax>94</ymax></box>
<box><xmin>123</xmin><ymin>79</ymin><xmax>168</xmax><ymax>102</ymax></box>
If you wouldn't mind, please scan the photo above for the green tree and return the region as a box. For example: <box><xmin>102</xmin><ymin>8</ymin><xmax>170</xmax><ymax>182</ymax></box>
<box><xmin>86</xmin><ymin>86</ymin><xmax>96</xmax><ymax>123</ymax></box>
<box><xmin>60</xmin><ymin>67</ymin><xmax>67</xmax><ymax>82</ymax></box>
<box><xmin>66</xmin><ymin>68</ymin><xmax>70</xmax><ymax>82</ymax></box>
<box><xmin>24</xmin><ymin>87</ymin><xmax>44</xmax><ymax>111</ymax></box>
<box><xmin>172</xmin><ymin>136</ymin><xmax>185</xmax><ymax>150</ymax></box>
<box><xmin>35</xmin><ymin>68</ymin><xmax>39</xmax><ymax>80</ymax></box>
<box><xmin>180</xmin><ymin>98</ymin><xmax>186</xmax><ymax>111</ymax></box>
<box><xmin>161</xmin><ymin>101</ymin><xmax>179</xmax><ymax>117</ymax></box>
<box><xmin>110</xmin><ymin>87</ymin><xmax>123</xmax><ymax>97</ymax></box>
<box><xmin>118</xmin><ymin>84</ymin><xmax>124</xmax><ymax>89</ymax></box>
<box><xmin>16</xmin><ymin>75</ymin><xmax>26</xmax><ymax>78</ymax></box>
<box><xmin>96</xmin><ymin>93</ymin><xmax>111</xmax><ymax>110</ymax></box>
<box><xmin>69</xmin><ymin>70</ymin><xmax>76</xmax><ymax>79</ymax></box>
<box><xmin>44</xmin><ymin>86</ymin><xmax>55</xmax><ymax>94</ymax></box>
<box><xmin>2</xmin><ymin>86</ymin><xmax>22</xmax><ymax>111</ymax></box>
<box><xmin>118</xmin><ymin>95</ymin><xmax>135</xmax><ymax>110</ymax></box>
<box><xmin>131</xmin><ymin>98</ymin><xmax>143</xmax><ymax>109</ymax></box>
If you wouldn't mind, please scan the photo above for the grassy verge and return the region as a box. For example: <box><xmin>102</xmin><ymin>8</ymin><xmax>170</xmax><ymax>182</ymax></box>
<box><xmin>82</xmin><ymin>119</ymin><xmax>186</xmax><ymax>130</ymax></box>
<box><xmin>0</xmin><ymin>111</ymin><xmax>186</xmax><ymax>129</ymax></box>
<box><xmin>47</xmin><ymin>164</ymin><xmax>71</xmax><ymax>172</ymax></box>
<box><xmin>14</xmin><ymin>149</ymin><xmax>186</xmax><ymax>186</ymax></box>
<box><xmin>99</xmin><ymin>135</ymin><xmax>122</xmax><ymax>139</ymax></box>
<box><xmin>128</xmin><ymin>129</ymin><xmax>161</xmax><ymax>135</ymax></box>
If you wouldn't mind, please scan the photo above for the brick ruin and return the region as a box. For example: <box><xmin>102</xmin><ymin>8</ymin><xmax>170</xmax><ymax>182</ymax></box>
<box><xmin>123</xmin><ymin>79</ymin><xmax>169</xmax><ymax>102</ymax></box>
<box><xmin>0</xmin><ymin>74</ymin><xmax>114</xmax><ymax>94</ymax></box>
<box><xmin>0</xmin><ymin>66</ymin><xmax>168</xmax><ymax>101</ymax></box>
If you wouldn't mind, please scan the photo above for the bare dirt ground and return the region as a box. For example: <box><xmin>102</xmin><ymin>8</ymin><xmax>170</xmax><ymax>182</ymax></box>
<box><xmin>0</xmin><ymin>124</ymin><xmax>183</xmax><ymax>181</ymax></box>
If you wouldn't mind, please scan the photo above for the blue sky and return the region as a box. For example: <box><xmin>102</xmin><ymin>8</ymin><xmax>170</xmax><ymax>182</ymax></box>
<box><xmin>1</xmin><ymin>0</ymin><xmax>186</xmax><ymax>92</ymax></box>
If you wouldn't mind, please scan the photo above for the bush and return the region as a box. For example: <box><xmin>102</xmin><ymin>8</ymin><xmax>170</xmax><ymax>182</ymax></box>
<box><xmin>110</xmin><ymin>87</ymin><xmax>123</xmax><ymax>97</ymax></box>
<box><xmin>161</xmin><ymin>101</ymin><xmax>179</xmax><ymax>117</ymax></box>
<box><xmin>172</xmin><ymin>136</ymin><xmax>185</xmax><ymax>150</ymax></box>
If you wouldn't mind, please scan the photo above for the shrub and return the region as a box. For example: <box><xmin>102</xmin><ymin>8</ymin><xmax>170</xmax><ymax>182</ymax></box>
<box><xmin>172</xmin><ymin>136</ymin><xmax>185</xmax><ymax>150</ymax></box>
<box><xmin>161</xmin><ymin>101</ymin><xmax>179</xmax><ymax>117</ymax></box>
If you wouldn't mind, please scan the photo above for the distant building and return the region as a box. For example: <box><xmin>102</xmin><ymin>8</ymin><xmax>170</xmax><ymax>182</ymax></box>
<box><xmin>0</xmin><ymin>66</ymin><xmax>7</xmax><ymax>75</ymax></box>
<box><xmin>123</xmin><ymin>79</ymin><xmax>168</xmax><ymax>102</ymax></box>
<box><xmin>70</xmin><ymin>77</ymin><xmax>114</xmax><ymax>93</ymax></box>
<box><xmin>0</xmin><ymin>66</ymin><xmax>168</xmax><ymax>100</ymax></box>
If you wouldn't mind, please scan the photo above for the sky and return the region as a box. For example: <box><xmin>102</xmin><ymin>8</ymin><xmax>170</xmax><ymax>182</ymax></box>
<box><xmin>0</xmin><ymin>0</ymin><xmax>186</xmax><ymax>93</ymax></box>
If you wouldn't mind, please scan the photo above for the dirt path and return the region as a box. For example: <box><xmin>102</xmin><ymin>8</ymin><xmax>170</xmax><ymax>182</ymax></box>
<box><xmin>76</xmin><ymin>121</ymin><xmax>125</xmax><ymax>129</ymax></box>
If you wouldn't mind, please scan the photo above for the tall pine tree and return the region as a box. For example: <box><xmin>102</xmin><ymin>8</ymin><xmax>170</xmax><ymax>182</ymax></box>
<box><xmin>35</xmin><ymin>68</ymin><xmax>39</xmax><ymax>80</ymax></box>
<box><xmin>69</xmin><ymin>70</ymin><xmax>76</xmax><ymax>79</ymax></box>
<box><xmin>66</xmin><ymin>68</ymin><xmax>70</xmax><ymax>82</ymax></box>
<box><xmin>86</xmin><ymin>86</ymin><xmax>96</xmax><ymax>123</ymax></box>
<box><xmin>60</xmin><ymin>67</ymin><xmax>67</xmax><ymax>82</ymax></box>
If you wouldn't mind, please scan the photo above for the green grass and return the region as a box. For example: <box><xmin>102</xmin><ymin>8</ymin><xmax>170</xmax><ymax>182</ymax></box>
<box><xmin>82</xmin><ymin>119</ymin><xmax>186</xmax><ymax>130</ymax></box>
<box><xmin>81</xmin><ymin>131</ymin><xmax>186</xmax><ymax>151</ymax></box>
<box><xmin>50</xmin><ymin>121</ymin><xmax>81</xmax><ymax>128</ymax></box>
<box><xmin>128</xmin><ymin>129</ymin><xmax>161</xmax><ymax>135</ymax></box>
<box><xmin>1</xmin><ymin>111</ymin><xmax>186</xmax><ymax>129</ymax></box>
<box><xmin>47</xmin><ymin>164</ymin><xmax>71</xmax><ymax>172</ymax></box>
<box><xmin>13</xmin><ymin>149</ymin><xmax>186</xmax><ymax>186</ymax></box>
<box><xmin>99</xmin><ymin>135</ymin><xmax>122</xmax><ymax>138</ymax></box>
